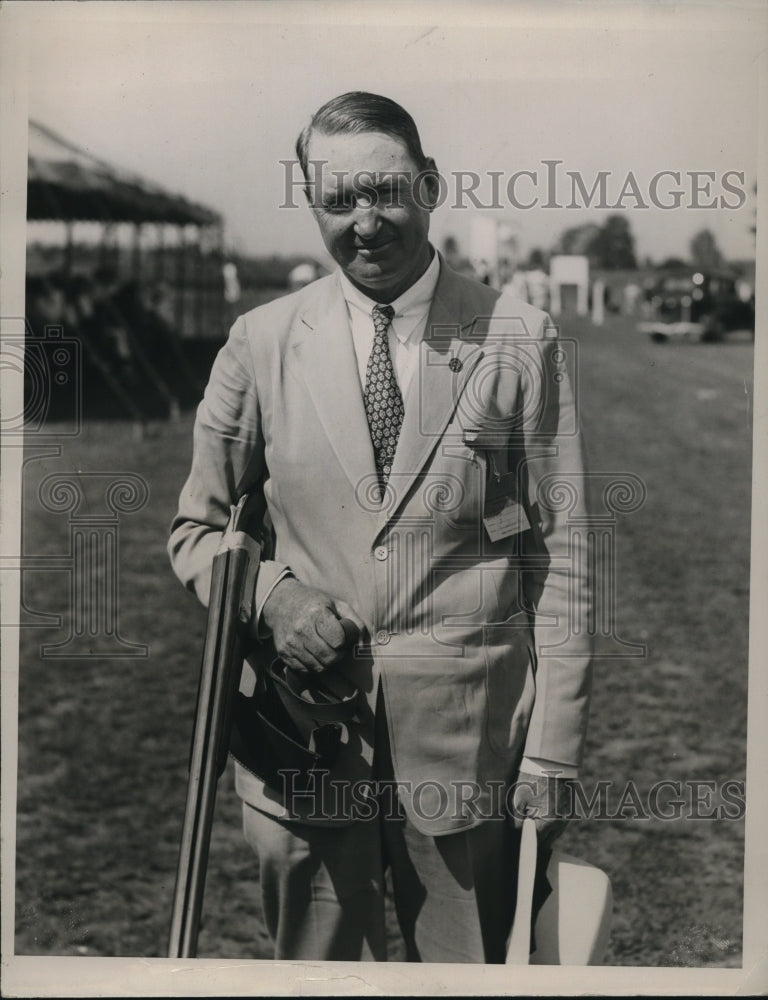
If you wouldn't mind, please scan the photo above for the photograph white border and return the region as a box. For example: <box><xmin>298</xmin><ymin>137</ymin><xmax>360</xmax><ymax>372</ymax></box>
<box><xmin>2</xmin><ymin>2</ymin><xmax>766</xmax><ymax>995</ymax></box>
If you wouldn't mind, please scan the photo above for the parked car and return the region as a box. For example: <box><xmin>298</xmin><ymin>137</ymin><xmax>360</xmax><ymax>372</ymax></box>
<box><xmin>638</xmin><ymin>267</ymin><xmax>755</xmax><ymax>343</ymax></box>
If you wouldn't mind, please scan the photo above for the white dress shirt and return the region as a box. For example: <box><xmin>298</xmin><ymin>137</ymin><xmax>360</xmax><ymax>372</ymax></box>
<box><xmin>338</xmin><ymin>248</ymin><xmax>441</xmax><ymax>394</ymax></box>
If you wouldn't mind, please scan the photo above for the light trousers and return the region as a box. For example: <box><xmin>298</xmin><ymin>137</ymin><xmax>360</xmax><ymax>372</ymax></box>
<box><xmin>241</xmin><ymin>687</ymin><xmax>518</xmax><ymax>962</ymax></box>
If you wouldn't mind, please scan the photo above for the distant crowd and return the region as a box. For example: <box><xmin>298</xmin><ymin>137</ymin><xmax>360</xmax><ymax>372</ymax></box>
<box><xmin>25</xmin><ymin>268</ymin><xmax>204</xmax><ymax>421</ymax></box>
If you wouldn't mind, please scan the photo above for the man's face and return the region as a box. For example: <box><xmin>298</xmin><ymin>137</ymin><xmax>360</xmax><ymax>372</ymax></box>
<box><xmin>305</xmin><ymin>130</ymin><xmax>436</xmax><ymax>302</ymax></box>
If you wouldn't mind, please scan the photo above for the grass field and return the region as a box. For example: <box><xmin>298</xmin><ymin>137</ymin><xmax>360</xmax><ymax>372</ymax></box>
<box><xmin>12</xmin><ymin>312</ymin><xmax>752</xmax><ymax>966</ymax></box>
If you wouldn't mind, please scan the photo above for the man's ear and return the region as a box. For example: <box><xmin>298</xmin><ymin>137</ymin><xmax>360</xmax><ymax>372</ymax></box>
<box><xmin>419</xmin><ymin>157</ymin><xmax>441</xmax><ymax>212</ymax></box>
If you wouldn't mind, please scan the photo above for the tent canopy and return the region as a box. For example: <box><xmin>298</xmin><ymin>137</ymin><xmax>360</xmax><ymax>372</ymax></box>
<box><xmin>27</xmin><ymin>120</ymin><xmax>221</xmax><ymax>227</ymax></box>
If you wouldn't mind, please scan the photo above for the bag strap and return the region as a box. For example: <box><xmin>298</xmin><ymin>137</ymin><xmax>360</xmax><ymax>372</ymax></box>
<box><xmin>506</xmin><ymin>817</ymin><xmax>538</xmax><ymax>965</ymax></box>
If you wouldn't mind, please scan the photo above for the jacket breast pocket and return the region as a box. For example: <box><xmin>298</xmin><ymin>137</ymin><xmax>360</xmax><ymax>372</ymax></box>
<box><xmin>441</xmin><ymin>447</ymin><xmax>487</xmax><ymax>529</ymax></box>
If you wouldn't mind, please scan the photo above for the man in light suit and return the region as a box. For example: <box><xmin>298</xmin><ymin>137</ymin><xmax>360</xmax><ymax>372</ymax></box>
<box><xmin>169</xmin><ymin>92</ymin><xmax>592</xmax><ymax>963</ymax></box>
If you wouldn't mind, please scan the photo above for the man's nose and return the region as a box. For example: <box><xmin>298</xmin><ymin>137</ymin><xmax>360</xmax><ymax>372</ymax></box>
<box><xmin>352</xmin><ymin>200</ymin><xmax>381</xmax><ymax>239</ymax></box>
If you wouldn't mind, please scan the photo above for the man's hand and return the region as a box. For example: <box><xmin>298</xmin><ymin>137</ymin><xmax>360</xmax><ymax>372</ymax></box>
<box><xmin>260</xmin><ymin>576</ymin><xmax>365</xmax><ymax>674</ymax></box>
<box><xmin>511</xmin><ymin>771</ymin><xmax>573</xmax><ymax>850</ymax></box>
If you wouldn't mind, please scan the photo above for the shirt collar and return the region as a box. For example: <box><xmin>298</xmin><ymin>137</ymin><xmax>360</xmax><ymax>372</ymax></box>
<box><xmin>339</xmin><ymin>248</ymin><xmax>441</xmax><ymax>345</ymax></box>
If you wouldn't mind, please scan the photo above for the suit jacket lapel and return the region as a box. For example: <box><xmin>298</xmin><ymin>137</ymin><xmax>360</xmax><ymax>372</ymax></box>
<box><xmin>288</xmin><ymin>266</ymin><xmax>485</xmax><ymax>531</ymax></box>
<box><xmin>289</xmin><ymin>276</ymin><xmax>378</xmax><ymax>495</ymax></box>
<box><xmin>383</xmin><ymin>266</ymin><xmax>485</xmax><ymax>527</ymax></box>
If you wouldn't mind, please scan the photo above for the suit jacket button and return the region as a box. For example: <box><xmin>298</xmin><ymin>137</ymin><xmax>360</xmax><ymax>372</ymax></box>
<box><xmin>376</xmin><ymin>629</ymin><xmax>390</xmax><ymax>645</ymax></box>
<box><xmin>374</xmin><ymin>546</ymin><xmax>388</xmax><ymax>561</ymax></box>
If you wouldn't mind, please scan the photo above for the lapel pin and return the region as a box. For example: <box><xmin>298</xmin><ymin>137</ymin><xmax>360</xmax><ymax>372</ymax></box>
<box><xmin>449</xmin><ymin>357</ymin><xmax>463</xmax><ymax>373</ymax></box>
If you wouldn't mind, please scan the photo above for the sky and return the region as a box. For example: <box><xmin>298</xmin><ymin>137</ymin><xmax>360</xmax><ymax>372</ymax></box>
<box><xmin>8</xmin><ymin>1</ymin><xmax>766</xmax><ymax>267</ymax></box>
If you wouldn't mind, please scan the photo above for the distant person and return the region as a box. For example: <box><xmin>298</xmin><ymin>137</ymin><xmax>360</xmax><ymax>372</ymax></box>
<box><xmin>502</xmin><ymin>269</ymin><xmax>530</xmax><ymax>302</ymax></box>
<box><xmin>287</xmin><ymin>260</ymin><xmax>318</xmax><ymax>290</ymax></box>
<box><xmin>169</xmin><ymin>91</ymin><xmax>592</xmax><ymax>963</ymax></box>
<box><xmin>623</xmin><ymin>282</ymin><xmax>641</xmax><ymax>315</ymax></box>
<box><xmin>25</xmin><ymin>272</ymin><xmax>66</xmax><ymax>334</ymax></box>
<box><xmin>522</xmin><ymin>251</ymin><xmax>550</xmax><ymax>310</ymax></box>
<box><xmin>474</xmin><ymin>256</ymin><xmax>492</xmax><ymax>285</ymax></box>
<box><xmin>63</xmin><ymin>274</ymin><xmax>95</xmax><ymax>323</ymax></box>
<box><xmin>24</xmin><ymin>272</ymin><xmax>68</xmax><ymax>422</ymax></box>
<box><xmin>222</xmin><ymin>261</ymin><xmax>241</xmax><ymax>304</ymax></box>
<box><xmin>87</xmin><ymin>267</ymin><xmax>133</xmax><ymax>369</ymax></box>
<box><xmin>144</xmin><ymin>280</ymin><xmax>176</xmax><ymax>327</ymax></box>
<box><xmin>525</xmin><ymin>267</ymin><xmax>549</xmax><ymax>311</ymax></box>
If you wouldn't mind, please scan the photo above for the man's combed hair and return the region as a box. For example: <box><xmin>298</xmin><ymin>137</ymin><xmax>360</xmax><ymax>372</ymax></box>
<box><xmin>296</xmin><ymin>91</ymin><xmax>429</xmax><ymax>178</ymax></box>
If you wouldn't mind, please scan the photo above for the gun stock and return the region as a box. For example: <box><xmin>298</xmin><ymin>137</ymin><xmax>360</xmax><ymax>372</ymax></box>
<box><xmin>168</xmin><ymin>492</ymin><xmax>265</xmax><ymax>958</ymax></box>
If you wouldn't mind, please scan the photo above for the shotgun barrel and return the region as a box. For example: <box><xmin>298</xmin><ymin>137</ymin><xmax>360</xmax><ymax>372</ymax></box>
<box><xmin>168</xmin><ymin>492</ymin><xmax>265</xmax><ymax>958</ymax></box>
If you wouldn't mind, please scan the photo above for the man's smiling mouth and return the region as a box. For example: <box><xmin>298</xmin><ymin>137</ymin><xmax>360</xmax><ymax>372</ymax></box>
<box><xmin>355</xmin><ymin>238</ymin><xmax>396</xmax><ymax>257</ymax></box>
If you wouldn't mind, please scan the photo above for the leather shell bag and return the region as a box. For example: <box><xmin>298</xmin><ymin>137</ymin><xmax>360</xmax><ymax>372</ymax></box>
<box><xmin>229</xmin><ymin>657</ymin><xmax>360</xmax><ymax>792</ymax></box>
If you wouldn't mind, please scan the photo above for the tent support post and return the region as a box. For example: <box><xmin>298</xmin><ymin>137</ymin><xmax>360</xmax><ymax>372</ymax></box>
<box><xmin>64</xmin><ymin>221</ymin><xmax>74</xmax><ymax>277</ymax></box>
<box><xmin>195</xmin><ymin>226</ymin><xmax>204</xmax><ymax>339</ymax></box>
<box><xmin>132</xmin><ymin>223</ymin><xmax>142</xmax><ymax>283</ymax></box>
<box><xmin>176</xmin><ymin>226</ymin><xmax>187</xmax><ymax>337</ymax></box>
<box><xmin>157</xmin><ymin>224</ymin><xmax>165</xmax><ymax>284</ymax></box>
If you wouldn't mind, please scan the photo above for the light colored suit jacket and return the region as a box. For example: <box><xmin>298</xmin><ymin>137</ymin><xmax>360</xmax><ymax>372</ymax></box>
<box><xmin>168</xmin><ymin>259</ymin><xmax>592</xmax><ymax>834</ymax></box>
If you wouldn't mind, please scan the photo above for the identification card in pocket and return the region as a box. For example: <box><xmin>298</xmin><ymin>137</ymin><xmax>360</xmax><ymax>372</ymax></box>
<box><xmin>483</xmin><ymin>497</ymin><xmax>531</xmax><ymax>542</ymax></box>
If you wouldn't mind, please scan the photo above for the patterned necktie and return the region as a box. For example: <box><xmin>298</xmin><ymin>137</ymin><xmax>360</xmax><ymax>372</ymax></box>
<box><xmin>364</xmin><ymin>303</ymin><xmax>404</xmax><ymax>493</ymax></box>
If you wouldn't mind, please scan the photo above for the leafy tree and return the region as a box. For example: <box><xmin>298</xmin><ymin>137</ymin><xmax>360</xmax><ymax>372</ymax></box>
<box><xmin>689</xmin><ymin>228</ymin><xmax>724</xmax><ymax>270</ymax></box>
<box><xmin>552</xmin><ymin>216</ymin><xmax>637</xmax><ymax>269</ymax></box>
<box><xmin>554</xmin><ymin>223</ymin><xmax>601</xmax><ymax>256</ymax></box>
<box><xmin>589</xmin><ymin>215</ymin><xmax>637</xmax><ymax>270</ymax></box>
